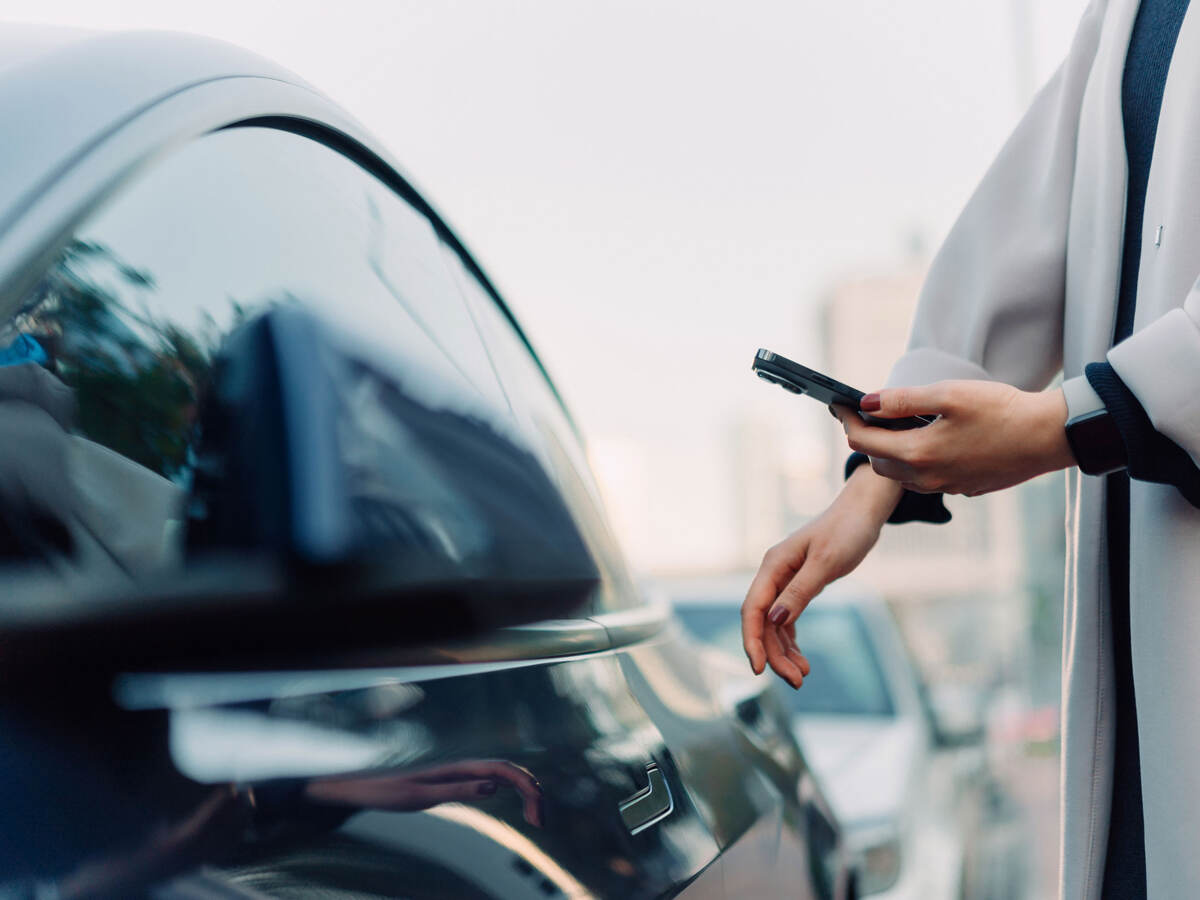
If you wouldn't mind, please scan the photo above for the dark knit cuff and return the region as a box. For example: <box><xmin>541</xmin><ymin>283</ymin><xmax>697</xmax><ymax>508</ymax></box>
<box><xmin>844</xmin><ymin>452</ymin><xmax>952</xmax><ymax>524</ymax></box>
<box><xmin>1085</xmin><ymin>361</ymin><xmax>1200</xmax><ymax>508</ymax></box>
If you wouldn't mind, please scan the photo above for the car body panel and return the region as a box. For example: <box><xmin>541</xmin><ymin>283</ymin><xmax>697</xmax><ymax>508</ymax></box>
<box><xmin>0</xmin><ymin>27</ymin><xmax>852</xmax><ymax>898</ymax></box>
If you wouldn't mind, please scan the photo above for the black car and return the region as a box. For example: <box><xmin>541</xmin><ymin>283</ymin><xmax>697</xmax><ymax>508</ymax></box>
<box><xmin>0</xmin><ymin>26</ymin><xmax>852</xmax><ymax>899</ymax></box>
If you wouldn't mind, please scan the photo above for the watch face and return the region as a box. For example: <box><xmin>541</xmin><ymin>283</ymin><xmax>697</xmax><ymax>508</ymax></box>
<box><xmin>1066</xmin><ymin>409</ymin><xmax>1126</xmax><ymax>476</ymax></box>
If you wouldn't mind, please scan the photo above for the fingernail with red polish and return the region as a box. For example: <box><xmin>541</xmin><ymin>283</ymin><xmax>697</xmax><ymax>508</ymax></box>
<box><xmin>860</xmin><ymin>392</ymin><xmax>882</xmax><ymax>412</ymax></box>
<box><xmin>768</xmin><ymin>605</ymin><xmax>788</xmax><ymax>625</ymax></box>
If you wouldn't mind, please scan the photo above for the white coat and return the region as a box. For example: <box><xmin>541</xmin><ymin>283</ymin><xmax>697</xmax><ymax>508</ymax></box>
<box><xmin>890</xmin><ymin>1</ymin><xmax>1200</xmax><ymax>896</ymax></box>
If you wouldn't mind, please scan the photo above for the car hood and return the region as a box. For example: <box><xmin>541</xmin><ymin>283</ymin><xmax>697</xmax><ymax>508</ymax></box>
<box><xmin>792</xmin><ymin>714</ymin><xmax>925</xmax><ymax>825</ymax></box>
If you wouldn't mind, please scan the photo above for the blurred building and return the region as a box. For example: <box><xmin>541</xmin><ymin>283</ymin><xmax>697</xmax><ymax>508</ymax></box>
<box><xmin>729</xmin><ymin>414</ymin><xmax>789</xmax><ymax>568</ymax></box>
<box><xmin>590</xmin><ymin>433</ymin><xmax>742</xmax><ymax>576</ymax></box>
<box><xmin>728</xmin><ymin>413</ymin><xmax>831</xmax><ymax>569</ymax></box>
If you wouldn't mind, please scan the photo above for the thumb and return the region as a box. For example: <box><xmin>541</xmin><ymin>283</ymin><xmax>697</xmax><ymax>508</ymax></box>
<box><xmin>859</xmin><ymin>384</ymin><xmax>948</xmax><ymax>419</ymax></box>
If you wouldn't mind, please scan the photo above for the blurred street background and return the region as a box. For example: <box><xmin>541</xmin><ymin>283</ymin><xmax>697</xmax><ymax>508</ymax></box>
<box><xmin>9</xmin><ymin>2</ymin><xmax>1091</xmax><ymax>895</ymax></box>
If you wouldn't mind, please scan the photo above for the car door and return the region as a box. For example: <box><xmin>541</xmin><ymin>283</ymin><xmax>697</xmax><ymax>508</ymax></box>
<box><xmin>451</xmin><ymin>256</ymin><xmax>847</xmax><ymax>900</ymax></box>
<box><xmin>0</xmin><ymin>119</ymin><xmax>740</xmax><ymax>898</ymax></box>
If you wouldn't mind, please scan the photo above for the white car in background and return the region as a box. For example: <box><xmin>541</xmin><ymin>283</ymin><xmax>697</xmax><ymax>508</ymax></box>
<box><xmin>669</xmin><ymin>576</ymin><xmax>1024</xmax><ymax>900</ymax></box>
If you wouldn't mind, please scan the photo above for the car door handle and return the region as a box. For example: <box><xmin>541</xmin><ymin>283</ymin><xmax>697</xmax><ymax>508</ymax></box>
<box><xmin>619</xmin><ymin>764</ymin><xmax>674</xmax><ymax>834</ymax></box>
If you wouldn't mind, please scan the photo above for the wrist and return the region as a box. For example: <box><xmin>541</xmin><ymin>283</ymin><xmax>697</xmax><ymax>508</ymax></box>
<box><xmin>843</xmin><ymin>461</ymin><xmax>904</xmax><ymax>522</ymax></box>
<box><xmin>1063</xmin><ymin>373</ymin><xmax>1128</xmax><ymax>476</ymax></box>
<box><xmin>1034</xmin><ymin>387</ymin><xmax>1077</xmax><ymax>473</ymax></box>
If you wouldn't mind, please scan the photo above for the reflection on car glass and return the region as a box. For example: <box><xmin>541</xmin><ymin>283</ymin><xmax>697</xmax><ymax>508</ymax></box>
<box><xmin>0</xmin><ymin>261</ymin><xmax>185</xmax><ymax>576</ymax></box>
<box><xmin>2</xmin><ymin>236</ymin><xmax>593</xmax><ymax>595</ymax></box>
<box><xmin>0</xmin><ymin>238</ymin><xmax>235</xmax><ymax>575</ymax></box>
<box><xmin>19</xmin><ymin>239</ymin><xmax>224</xmax><ymax>481</ymax></box>
<box><xmin>0</xmin><ymin>333</ymin><xmax>48</xmax><ymax>367</ymax></box>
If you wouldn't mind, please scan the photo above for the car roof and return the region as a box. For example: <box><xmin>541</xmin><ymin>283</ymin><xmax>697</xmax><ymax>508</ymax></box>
<box><xmin>0</xmin><ymin>24</ymin><xmax>97</xmax><ymax>78</ymax></box>
<box><xmin>0</xmin><ymin>25</ymin><xmax>313</xmax><ymax>234</ymax></box>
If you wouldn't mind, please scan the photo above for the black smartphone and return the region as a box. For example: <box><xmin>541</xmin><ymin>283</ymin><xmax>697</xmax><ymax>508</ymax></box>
<box><xmin>751</xmin><ymin>348</ymin><xmax>935</xmax><ymax>430</ymax></box>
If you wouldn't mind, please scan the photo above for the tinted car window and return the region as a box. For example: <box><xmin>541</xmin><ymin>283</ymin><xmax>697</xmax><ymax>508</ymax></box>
<box><xmin>0</xmin><ymin>126</ymin><xmax>511</xmax><ymax>577</ymax></box>
<box><xmin>445</xmin><ymin>254</ymin><xmax>641</xmax><ymax>612</ymax></box>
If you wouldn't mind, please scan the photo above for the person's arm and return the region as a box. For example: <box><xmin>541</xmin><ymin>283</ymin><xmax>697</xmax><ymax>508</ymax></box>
<box><xmin>742</xmin><ymin>463</ymin><xmax>902</xmax><ymax>687</ymax></box>
<box><xmin>742</xmin><ymin>0</ymin><xmax>1110</xmax><ymax>686</ymax></box>
<box><xmin>844</xmin><ymin>451</ymin><xmax>951</xmax><ymax>523</ymax></box>
<box><xmin>826</xmin><ymin>360</ymin><xmax>1200</xmax><ymax>506</ymax></box>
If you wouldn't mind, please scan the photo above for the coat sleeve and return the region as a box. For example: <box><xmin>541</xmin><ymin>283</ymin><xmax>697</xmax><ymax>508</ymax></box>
<box><xmin>1106</xmin><ymin>288</ymin><xmax>1200</xmax><ymax>474</ymax></box>
<box><xmin>1084</xmin><ymin>361</ymin><xmax>1200</xmax><ymax>505</ymax></box>
<box><xmin>886</xmin><ymin>0</ymin><xmax>1109</xmax><ymax>393</ymax></box>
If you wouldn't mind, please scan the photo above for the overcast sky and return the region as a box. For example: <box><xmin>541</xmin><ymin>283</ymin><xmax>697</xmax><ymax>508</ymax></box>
<box><xmin>6</xmin><ymin>0</ymin><xmax>1091</xmax><ymax>570</ymax></box>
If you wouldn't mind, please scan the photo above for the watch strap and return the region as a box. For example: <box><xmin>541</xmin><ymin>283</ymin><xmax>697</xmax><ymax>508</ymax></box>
<box><xmin>1062</xmin><ymin>375</ymin><xmax>1126</xmax><ymax>476</ymax></box>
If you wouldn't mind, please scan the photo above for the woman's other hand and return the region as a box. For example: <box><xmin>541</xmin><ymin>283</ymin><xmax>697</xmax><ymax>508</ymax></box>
<box><xmin>742</xmin><ymin>465</ymin><xmax>902</xmax><ymax>687</ymax></box>
<box><xmin>833</xmin><ymin>381</ymin><xmax>1075</xmax><ymax>496</ymax></box>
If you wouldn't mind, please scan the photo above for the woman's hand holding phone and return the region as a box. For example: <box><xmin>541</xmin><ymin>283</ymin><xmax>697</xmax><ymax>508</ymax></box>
<box><xmin>831</xmin><ymin>380</ymin><xmax>1075</xmax><ymax>496</ymax></box>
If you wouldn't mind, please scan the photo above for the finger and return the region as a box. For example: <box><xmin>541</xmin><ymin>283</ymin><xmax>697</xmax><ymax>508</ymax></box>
<box><xmin>765</xmin><ymin>623</ymin><xmax>805</xmax><ymax>688</ymax></box>
<box><xmin>348</xmin><ymin>776</ymin><xmax>500</xmax><ymax>811</ymax></box>
<box><xmin>779</xmin><ymin>626</ymin><xmax>812</xmax><ymax>678</ymax></box>
<box><xmin>422</xmin><ymin>760</ymin><xmax>542</xmax><ymax>799</ymax></box>
<box><xmin>870</xmin><ymin>456</ymin><xmax>917</xmax><ymax>484</ymax></box>
<box><xmin>418</xmin><ymin>778</ymin><xmax>500</xmax><ymax>806</ymax></box>
<box><xmin>743</xmin><ymin>550</ymin><xmax>802</xmax><ymax>674</ymax></box>
<box><xmin>766</xmin><ymin>560</ymin><xmax>834</xmax><ymax>628</ymax></box>
<box><xmin>741</xmin><ymin>570</ymin><xmax>773</xmax><ymax>674</ymax></box>
<box><xmin>791</xmin><ymin>649</ymin><xmax>812</xmax><ymax>678</ymax></box>
<box><xmin>782</xmin><ymin>643</ymin><xmax>811</xmax><ymax>681</ymax></box>
<box><xmin>829</xmin><ymin>403</ymin><xmax>860</xmax><ymax>431</ymax></box>
<box><xmin>860</xmin><ymin>383</ymin><xmax>952</xmax><ymax>420</ymax></box>
<box><xmin>522</xmin><ymin>791</ymin><xmax>545</xmax><ymax>828</ymax></box>
<box><xmin>841</xmin><ymin>412</ymin><xmax>915</xmax><ymax>460</ymax></box>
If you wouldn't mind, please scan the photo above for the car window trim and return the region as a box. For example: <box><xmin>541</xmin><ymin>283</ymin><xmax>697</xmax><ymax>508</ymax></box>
<box><xmin>220</xmin><ymin>116</ymin><xmax>583</xmax><ymax>441</ymax></box>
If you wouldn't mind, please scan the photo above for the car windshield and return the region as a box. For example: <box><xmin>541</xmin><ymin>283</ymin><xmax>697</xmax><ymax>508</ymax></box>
<box><xmin>674</xmin><ymin>603</ymin><xmax>895</xmax><ymax>717</ymax></box>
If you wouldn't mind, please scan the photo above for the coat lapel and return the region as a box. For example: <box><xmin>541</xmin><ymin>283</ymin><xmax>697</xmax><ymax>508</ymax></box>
<box><xmin>1128</xmin><ymin>0</ymin><xmax>1200</xmax><ymax>328</ymax></box>
<box><xmin>1063</xmin><ymin>0</ymin><xmax>1138</xmax><ymax>378</ymax></box>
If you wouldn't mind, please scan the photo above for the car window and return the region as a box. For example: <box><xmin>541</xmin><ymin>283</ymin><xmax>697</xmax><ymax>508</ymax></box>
<box><xmin>444</xmin><ymin>255</ymin><xmax>641</xmax><ymax>612</ymax></box>
<box><xmin>0</xmin><ymin>126</ymin><xmax>509</xmax><ymax>578</ymax></box>
<box><xmin>675</xmin><ymin>604</ymin><xmax>896</xmax><ymax>717</ymax></box>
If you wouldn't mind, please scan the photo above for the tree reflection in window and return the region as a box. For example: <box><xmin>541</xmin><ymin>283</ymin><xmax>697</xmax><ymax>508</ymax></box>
<box><xmin>14</xmin><ymin>238</ymin><xmax>241</xmax><ymax>483</ymax></box>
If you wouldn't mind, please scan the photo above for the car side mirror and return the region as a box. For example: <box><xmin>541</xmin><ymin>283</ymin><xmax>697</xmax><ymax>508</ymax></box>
<box><xmin>1</xmin><ymin>306</ymin><xmax>598</xmax><ymax>674</ymax></box>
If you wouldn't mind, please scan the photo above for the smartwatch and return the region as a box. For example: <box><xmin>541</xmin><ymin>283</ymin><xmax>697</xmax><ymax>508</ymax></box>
<box><xmin>1062</xmin><ymin>376</ymin><xmax>1126</xmax><ymax>476</ymax></box>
